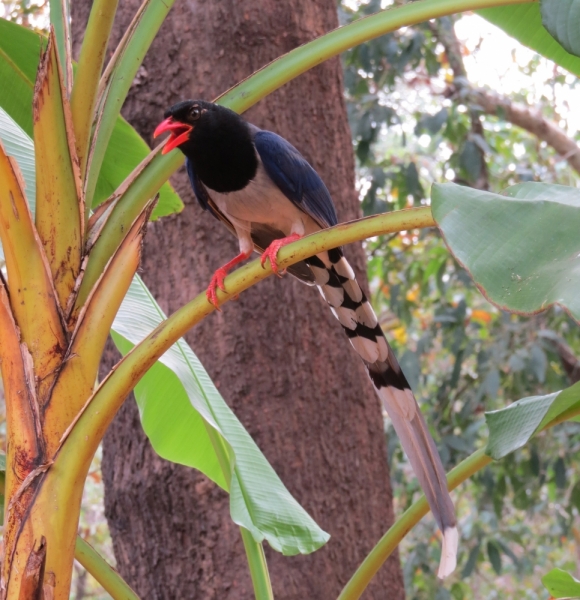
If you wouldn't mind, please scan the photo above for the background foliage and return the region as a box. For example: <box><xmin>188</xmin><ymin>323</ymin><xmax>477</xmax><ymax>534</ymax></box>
<box><xmin>341</xmin><ymin>2</ymin><xmax>580</xmax><ymax>598</ymax></box>
<box><xmin>2</xmin><ymin>0</ymin><xmax>580</xmax><ymax>597</ymax></box>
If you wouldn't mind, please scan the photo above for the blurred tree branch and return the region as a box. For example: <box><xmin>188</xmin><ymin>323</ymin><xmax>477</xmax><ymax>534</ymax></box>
<box><xmin>432</xmin><ymin>16</ymin><xmax>490</xmax><ymax>190</ymax></box>
<box><xmin>467</xmin><ymin>88</ymin><xmax>580</xmax><ymax>175</ymax></box>
<box><xmin>550</xmin><ymin>337</ymin><xmax>580</xmax><ymax>384</ymax></box>
<box><xmin>433</xmin><ymin>15</ymin><xmax>580</xmax><ymax>177</ymax></box>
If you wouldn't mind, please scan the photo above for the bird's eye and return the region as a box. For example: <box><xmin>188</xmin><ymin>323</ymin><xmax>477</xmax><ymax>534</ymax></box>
<box><xmin>190</xmin><ymin>106</ymin><xmax>201</xmax><ymax>120</ymax></box>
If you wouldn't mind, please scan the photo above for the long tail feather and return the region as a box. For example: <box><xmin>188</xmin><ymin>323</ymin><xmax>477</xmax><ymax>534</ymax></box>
<box><xmin>306</xmin><ymin>248</ymin><xmax>458</xmax><ymax>577</ymax></box>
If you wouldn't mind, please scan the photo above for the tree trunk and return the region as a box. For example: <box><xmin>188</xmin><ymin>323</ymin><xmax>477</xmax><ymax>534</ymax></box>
<box><xmin>72</xmin><ymin>1</ymin><xmax>405</xmax><ymax>597</ymax></box>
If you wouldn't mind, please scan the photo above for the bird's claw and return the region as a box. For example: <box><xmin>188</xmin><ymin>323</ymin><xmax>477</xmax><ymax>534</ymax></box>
<box><xmin>206</xmin><ymin>268</ymin><xmax>228</xmax><ymax>309</ymax></box>
<box><xmin>260</xmin><ymin>244</ymin><xmax>283</xmax><ymax>276</ymax></box>
<box><xmin>261</xmin><ymin>234</ymin><xmax>301</xmax><ymax>276</ymax></box>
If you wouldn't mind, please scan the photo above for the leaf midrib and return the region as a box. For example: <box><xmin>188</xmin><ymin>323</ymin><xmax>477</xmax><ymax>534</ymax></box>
<box><xmin>0</xmin><ymin>47</ymin><xmax>34</xmax><ymax>90</ymax></box>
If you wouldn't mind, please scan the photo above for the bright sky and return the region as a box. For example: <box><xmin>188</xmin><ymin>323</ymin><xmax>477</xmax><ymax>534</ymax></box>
<box><xmin>456</xmin><ymin>14</ymin><xmax>580</xmax><ymax>134</ymax></box>
<box><xmin>0</xmin><ymin>0</ymin><xmax>48</xmax><ymax>28</ymax></box>
<box><xmin>341</xmin><ymin>0</ymin><xmax>580</xmax><ymax>136</ymax></box>
<box><xmin>2</xmin><ymin>1</ymin><xmax>579</xmax><ymax>134</ymax></box>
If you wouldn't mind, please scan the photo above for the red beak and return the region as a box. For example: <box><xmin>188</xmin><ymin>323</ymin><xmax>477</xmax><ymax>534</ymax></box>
<box><xmin>154</xmin><ymin>117</ymin><xmax>193</xmax><ymax>155</ymax></box>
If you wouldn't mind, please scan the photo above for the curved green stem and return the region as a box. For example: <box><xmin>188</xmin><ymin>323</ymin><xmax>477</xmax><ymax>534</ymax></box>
<box><xmin>241</xmin><ymin>528</ymin><xmax>274</xmax><ymax>600</ymax></box>
<box><xmin>82</xmin><ymin>208</ymin><xmax>434</xmax><ymax>443</ymax></box>
<box><xmin>70</xmin><ymin>0</ymin><xmax>119</xmax><ymax>181</ymax></box>
<box><xmin>337</xmin><ymin>403</ymin><xmax>580</xmax><ymax>600</ymax></box>
<box><xmin>78</xmin><ymin>165</ymin><xmax>429</xmax><ymax>311</ymax></box>
<box><xmin>31</xmin><ymin>208</ymin><xmax>435</xmax><ymax>569</ymax></box>
<box><xmin>75</xmin><ymin>536</ymin><xmax>140</xmax><ymax>600</ymax></box>
<box><xmin>217</xmin><ymin>0</ymin><xmax>532</xmax><ymax>114</ymax></box>
<box><xmin>337</xmin><ymin>450</ymin><xmax>491</xmax><ymax>600</ymax></box>
<box><xmin>49</xmin><ymin>0</ymin><xmax>72</xmax><ymax>94</ymax></box>
<box><xmin>80</xmin><ymin>0</ymin><xmax>532</xmax><ymax>304</ymax></box>
<box><xmin>84</xmin><ymin>0</ymin><xmax>176</xmax><ymax>208</ymax></box>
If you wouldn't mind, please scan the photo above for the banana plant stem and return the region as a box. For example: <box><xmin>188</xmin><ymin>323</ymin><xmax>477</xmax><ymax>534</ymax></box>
<box><xmin>48</xmin><ymin>0</ymin><xmax>72</xmax><ymax>94</ymax></box>
<box><xmin>86</xmin><ymin>0</ymin><xmax>531</xmax><ymax>276</ymax></box>
<box><xmin>240</xmin><ymin>528</ymin><xmax>274</xmax><ymax>600</ymax></box>
<box><xmin>202</xmin><ymin>395</ymin><xmax>274</xmax><ymax>600</ymax></box>
<box><xmin>203</xmin><ymin>414</ymin><xmax>273</xmax><ymax>599</ymax></box>
<box><xmin>218</xmin><ymin>0</ymin><xmax>532</xmax><ymax>114</ymax></box>
<box><xmin>70</xmin><ymin>0</ymin><xmax>119</xmax><ymax>181</ymax></box>
<box><xmin>75</xmin><ymin>536</ymin><xmax>140</xmax><ymax>600</ymax></box>
<box><xmin>337</xmin><ymin>449</ymin><xmax>491</xmax><ymax>600</ymax></box>
<box><xmin>336</xmin><ymin>404</ymin><xmax>580</xmax><ymax>600</ymax></box>
<box><xmin>84</xmin><ymin>0</ymin><xmax>175</xmax><ymax>208</ymax></box>
<box><xmin>39</xmin><ymin>209</ymin><xmax>436</xmax><ymax>571</ymax></box>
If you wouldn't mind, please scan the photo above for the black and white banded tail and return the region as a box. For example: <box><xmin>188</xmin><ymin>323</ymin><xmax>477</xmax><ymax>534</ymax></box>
<box><xmin>305</xmin><ymin>247</ymin><xmax>458</xmax><ymax>578</ymax></box>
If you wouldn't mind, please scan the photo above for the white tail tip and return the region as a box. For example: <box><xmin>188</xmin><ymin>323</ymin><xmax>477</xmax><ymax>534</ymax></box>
<box><xmin>437</xmin><ymin>526</ymin><xmax>459</xmax><ymax>579</ymax></box>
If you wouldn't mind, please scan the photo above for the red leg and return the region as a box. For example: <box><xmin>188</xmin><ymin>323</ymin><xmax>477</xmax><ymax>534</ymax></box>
<box><xmin>260</xmin><ymin>233</ymin><xmax>302</xmax><ymax>275</ymax></box>
<box><xmin>207</xmin><ymin>251</ymin><xmax>250</xmax><ymax>308</ymax></box>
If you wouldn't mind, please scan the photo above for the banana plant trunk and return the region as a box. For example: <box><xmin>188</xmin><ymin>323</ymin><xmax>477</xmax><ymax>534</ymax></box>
<box><xmin>0</xmin><ymin>28</ymin><xmax>154</xmax><ymax>597</ymax></box>
<box><xmin>72</xmin><ymin>0</ymin><xmax>406</xmax><ymax>597</ymax></box>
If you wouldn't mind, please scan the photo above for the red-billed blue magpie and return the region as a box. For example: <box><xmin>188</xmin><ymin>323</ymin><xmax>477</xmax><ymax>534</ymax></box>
<box><xmin>154</xmin><ymin>100</ymin><xmax>457</xmax><ymax>577</ymax></box>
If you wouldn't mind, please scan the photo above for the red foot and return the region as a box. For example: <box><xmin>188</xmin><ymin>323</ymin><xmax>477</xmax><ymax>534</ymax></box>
<box><xmin>260</xmin><ymin>233</ymin><xmax>302</xmax><ymax>275</ymax></box>
<box><xmin>206</xmin><ymin>251</ymin><xmax>250</xmax><ymax>308</ymax></box>
<box><xmin>206</xmin><ymin>267</ymin><xmax>228</xmax><ymax>308</ymax></box>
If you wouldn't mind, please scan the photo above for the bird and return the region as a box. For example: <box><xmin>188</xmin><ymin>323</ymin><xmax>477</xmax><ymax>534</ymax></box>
<box><xmin>154</xmin><ymin>99</ymin><xmax>457</xmax><ymax>577</ymax></box>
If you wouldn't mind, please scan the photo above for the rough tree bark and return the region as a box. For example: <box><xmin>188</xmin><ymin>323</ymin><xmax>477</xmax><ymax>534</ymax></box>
<box><xmin>73</xmin><ymin>1</ymin><xmax>405</xmax><ymax>598</ymax></box>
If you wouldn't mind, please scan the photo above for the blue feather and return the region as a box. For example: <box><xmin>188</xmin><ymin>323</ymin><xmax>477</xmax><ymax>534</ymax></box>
<box><xmin>186</xmin><ymin>157</ymin><xmax>230</xmax><ymax>225</ymax></box>
<box><xmin>254</xmin><ymin>131</ymin><xmax>338</xmax><ymax>228</ymax></box>
<box><xmin>186</xmin><ymin>157</ymin><xmax>211</xmax><ymax>211</ymax></box>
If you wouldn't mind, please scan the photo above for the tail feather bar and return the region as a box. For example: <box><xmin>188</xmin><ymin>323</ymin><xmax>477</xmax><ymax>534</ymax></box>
<box><xmin>305</xmin><ymin>248</ymin><xmax>458</xmax><ymax>578</ymax></box>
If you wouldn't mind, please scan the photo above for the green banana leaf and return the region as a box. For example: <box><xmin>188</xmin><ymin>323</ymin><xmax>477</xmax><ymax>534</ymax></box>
<box><xmin>0</xmin><ymin>17</ymin><xmax>182</xmax><ymax>219</ymax></box>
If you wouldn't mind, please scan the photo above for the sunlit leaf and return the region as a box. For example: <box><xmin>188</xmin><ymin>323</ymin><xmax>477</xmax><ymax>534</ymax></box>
<box><xmin>485</xmin><ymin>381</ymin><xmax>580</xmax><ymax>460</ymax></box>
<box><xmin>470</xmin><ymin>309</ymin><xmax>492</xmax><ymax>325</ymax></box>
<box><xmin>111</xmin><ymin>276</ymin><xmax>330</xmax><ymax>556</ymax></box>
<box><xmin>432</xmin><ymin>182</ymin><xmax>580</xmax><ymax>322</ymax></box>
<box><xmin>0</xmin><ymin>17</ymin><xmax>182</xmax><ymax>220</ymax></box>
<box><xmin>0</xmin><ymin>108</ymin><xmax>35</xmax><ymax>213</ymax></box>
<box><xmin>541</xmin><ymin>0</ymin><xmax>580</xmax><ymax>58</ymax></box>
<box><xmin>478</xmin><ymin>4</ymin><xmax>580</xmax><ymax>77</ymax></box>
<box><xmin>542</xmin><ymin>568</ymin><xmax>580</xmax><ymax>598</ymax></box>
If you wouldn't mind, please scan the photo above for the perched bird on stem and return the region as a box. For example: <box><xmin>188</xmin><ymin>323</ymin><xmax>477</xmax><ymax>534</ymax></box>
<box><xmin>154</xmin><ymin>100</ymin><xmax>457</xmax><ymax>577</ymax></box>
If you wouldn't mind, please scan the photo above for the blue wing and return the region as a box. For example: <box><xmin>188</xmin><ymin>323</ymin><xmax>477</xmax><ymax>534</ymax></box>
<box><xmin>186</xmin><ymin>157</ymin><xmax>230</xmax><ymax>225</ymax></box>
<box><xmin>186</xmin><ymin>157</ymin><xmax>211</xmax><ymax>211</ymax></box>
<box><xmin>186</xmin><ymin>157</ymin><xmax>240</xmax><ymax>237</ymax></box>
<box><xmin>254</xmin><ymin>130</ymin><xmax>338</xmax><ymax>228</ymax></box>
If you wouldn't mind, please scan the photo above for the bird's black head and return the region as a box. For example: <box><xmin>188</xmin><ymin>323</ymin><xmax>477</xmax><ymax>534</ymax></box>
<box><xmin>154</xmin><ymin>100</ymin><xmax>215</xmax><ymax>155</ymax></box>
<box><xmin>154</xmin><ymin>100</ymin><xmax>258</xmax><ymax>192</ymax></box>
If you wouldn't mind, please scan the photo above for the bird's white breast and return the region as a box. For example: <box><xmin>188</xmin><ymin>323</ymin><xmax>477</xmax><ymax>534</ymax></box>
<box><xmin>208</xmin><ymin>160</ymin><xmax>321</xmax><ymax>239</ymax></box>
